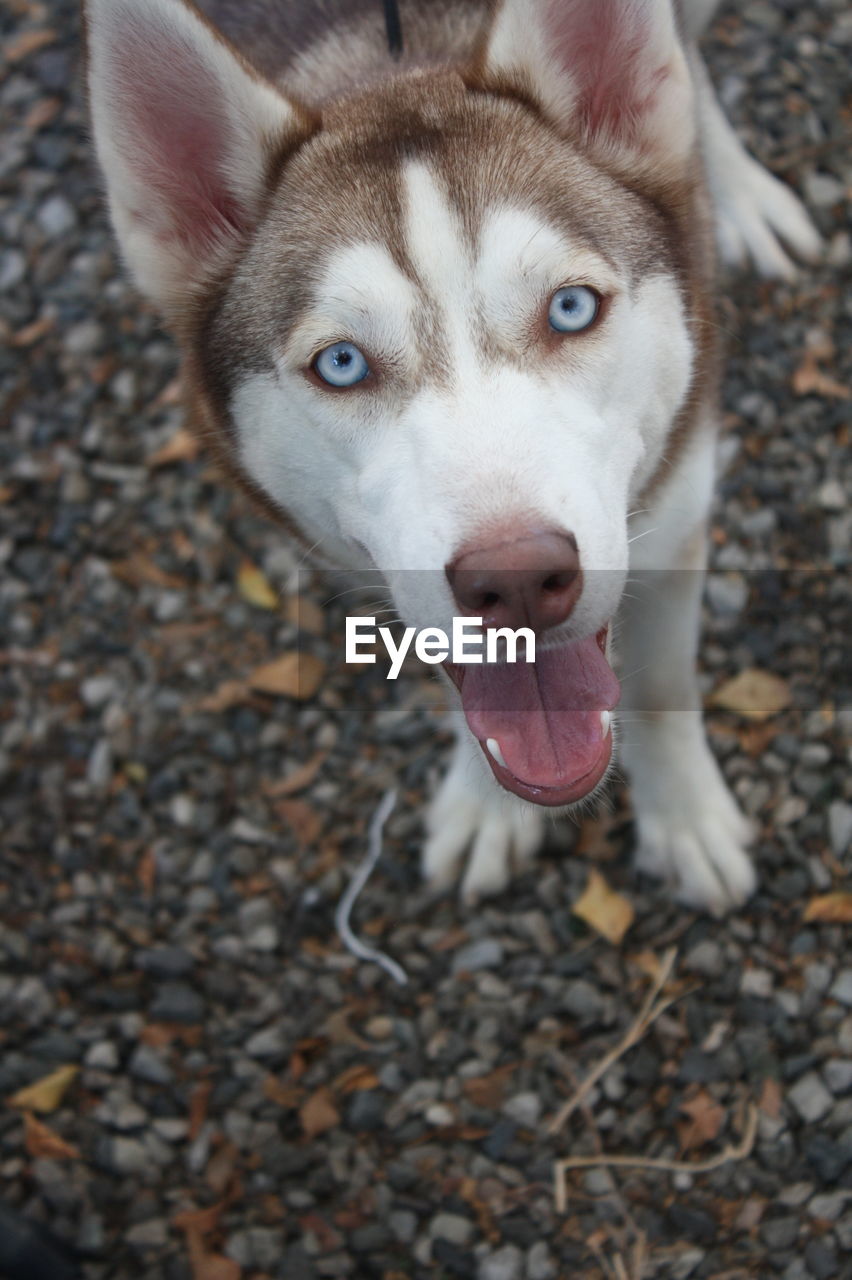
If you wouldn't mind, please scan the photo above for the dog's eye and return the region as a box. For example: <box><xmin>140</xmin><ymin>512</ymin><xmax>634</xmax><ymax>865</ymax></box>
<box><xmin>548</xmin><ymin>285</ymin><xmax>600</xmax><ymax>333</ymax></box>
<box><xmin>313</xmin><ymin>341</ymin><xmax>370</xmax><ymax>388</ymax></box>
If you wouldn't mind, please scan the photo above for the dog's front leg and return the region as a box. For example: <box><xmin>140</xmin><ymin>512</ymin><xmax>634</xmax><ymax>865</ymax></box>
<box><xmin>617</xmin><ymin>520</ymin><xmax>757</xmax><ymax>916</ymax></box>
<box><xmin>422</xmin><ymin>708</ymin><xmax>545</xmax><ymax>904</ymax></box>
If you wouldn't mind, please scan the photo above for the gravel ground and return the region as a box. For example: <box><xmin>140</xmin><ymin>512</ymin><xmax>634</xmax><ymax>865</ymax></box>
<box><xmin>1</xmin><ymin>2</ymin><xmax>851</xmax><ymax>1278</ymax></box>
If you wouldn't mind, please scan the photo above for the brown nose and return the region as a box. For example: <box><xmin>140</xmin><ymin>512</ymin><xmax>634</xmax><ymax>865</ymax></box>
<box><xmin>446</xmin><ymin>529</ymin><xmax>582</xmax><ymax>633</ymax></box>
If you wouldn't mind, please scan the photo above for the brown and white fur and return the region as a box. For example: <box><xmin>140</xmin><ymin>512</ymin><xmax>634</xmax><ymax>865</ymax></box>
<box><xmin>86</xmin><ymin>0</ymin><xmax>820</xmax><ymax>914</ymax></box>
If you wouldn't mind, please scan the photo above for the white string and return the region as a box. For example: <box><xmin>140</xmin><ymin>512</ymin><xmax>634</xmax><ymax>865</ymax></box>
<box><xmin>334</xmin><ymin>788</ymin><xmax>408</xmax><ymax>985</ymax></box>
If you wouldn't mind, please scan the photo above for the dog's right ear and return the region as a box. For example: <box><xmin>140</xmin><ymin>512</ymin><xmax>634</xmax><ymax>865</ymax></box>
<box><xmin>86</xmin><ymin>0</ymin><xmax>312</xmax><ymax>316</ymax></box>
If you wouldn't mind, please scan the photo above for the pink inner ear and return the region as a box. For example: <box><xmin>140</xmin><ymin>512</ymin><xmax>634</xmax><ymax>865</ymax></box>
<box><xmin>544</xmin><ymin>0</ymin><xmax>665</xmax><ymax>141</ymax></box>
<box><xmin>114</xmin><ymin>26</ymin><xmax>250</xmax><ymax>252</ymax></box>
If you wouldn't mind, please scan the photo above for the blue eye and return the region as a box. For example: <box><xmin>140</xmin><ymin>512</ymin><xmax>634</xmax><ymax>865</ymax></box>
<box><xmin>548</xmin><ymin>285</ymin><xmax>600</xmax><ymax>333</ymax></box>
<box><xmin>313</xmin><ymin>341</ymin><xmax>370</xmax><ymax>388</ymax></box>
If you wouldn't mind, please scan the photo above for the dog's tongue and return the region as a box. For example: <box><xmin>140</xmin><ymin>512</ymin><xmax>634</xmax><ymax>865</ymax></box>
<box><xmin>461</xmin><ymin>636</ymin><xmax>620</xmax><ymax>792</ymax></box>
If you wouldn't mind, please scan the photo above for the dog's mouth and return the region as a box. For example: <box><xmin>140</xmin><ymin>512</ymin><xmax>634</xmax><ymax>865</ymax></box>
<box><xmin>444</xmin><ymin>626</ymin><xmax>620</xmax><ymax>806</ymax></box>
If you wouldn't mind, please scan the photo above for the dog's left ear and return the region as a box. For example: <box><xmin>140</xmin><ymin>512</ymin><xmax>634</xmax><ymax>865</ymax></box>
<box><xmin>475</xmin><ymin>0</ymin><xmax>695</xmax><ymax>178</ymax></box>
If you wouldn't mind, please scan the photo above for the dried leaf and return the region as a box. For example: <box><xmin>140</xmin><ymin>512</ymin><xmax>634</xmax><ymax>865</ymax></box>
<box><xmin>237</xmin><ymin>560</ymin><xmax>278</xmax><ymax>610</ymax></box>
<box><xmin>462</xmin><ymin>1063</ymin><xmax>516</xmax><ymax>1110</ymax></box>
<box><xmin>273</xmin><ymin>798</ymin><xmax>323</xmax><ymax>847</ymax></box>
<box><xmin>205</xmin><ymin>1140</ymin><xmax>239</xmax><ymax>1196</ymax></box>
<box><xmin>196</xmin><ymin>679</ymin><xmax>250</xmax><ymax>714</ymax></box>
<box><xmin>173</xmin><ymin>1201</ymin><xmax>226</xmax><ymax>1237</ymax></box>
<box><xmin>138</xmin><ymin>846</ymin><xmax>157</xmax><ymax>895</ymax></box>
<box><xmin>6</xmin><ymin>28</ymin><xmax>57</xmax><ymax>61</ymax></box>
<box><xmin>758</xmin><ymin>1077</ymin><xmax>783</xmax><ymax>1119</ymax></box>
<box><xmin>148</xmin><ymin>426</ymin><xmax>200</xmax><ymax>468</ymax></box>
<box><xmin>286</xmin><ymin>595</ymin><xmax>325</xmax><ymax>635</ymax></box>
<box><xmin>111</xmin><ymin>553</ymin><xmax>185</xmax><ymax>589</ymax></box>
<box><xmin>333</xmin><ymin>1064</ymin><xmax>379</xmax><ymax>1095</ymax></box>
<box><xmin>11</xmin><ymin>313</ymin><xmax>55</xmax><ymax>347</ymax></box>
<box><xmin>188</xmin><ymin>1079</ymin><xmax>213</xmax><ymax>1142</ymax></box>
<box><xmin>299</xmin><ymin>1086</ymin><xmax>340</xmax><ymax>1138</ymax></box>
<box><xmin>190</xmin><ymin>1254</ymin><xmax>240</xmax><ymax>1280</ymax></box>
<box><xmin>262</xmin><ymin>752</ymin><xmax>327</xmax><ymax>798</ymax></box>
<box><xmin>572</xmin><ymin>870</ymin><xmax>635</xmax><ymax>945</ymax></box>
<box><xmin>678</xmin><ymin>1088</ymin><xmax>725</xmax><ymax>1153</ymax></box>
<box><xmin>712</xmin><ymin>669</ymin><xmax>791</xmax><ymax>722</ymax></box>
<box><xmin>263</xmin><ymin>1076</ymin><xmax>304</xmax><ymax>1109</ymax></box>
<box><xmin>792</xmin><ymin>351</ymin><xmax>850</xmax><ymax>400</ymax></box>
<box><xmin>9</xmin><ymin>1064</ymin><xmax>78</xmax><ymax>1114</ymax></box>
<box><xmin>249</xmin><ymin>652</ymin><xmax>325</xmax><ymax>700</ymax></box>
<box><xmin>804</xmin><ymin>893</ymin><xmax>852</xmax><ymax>924</ymax></box>
<box><xmin>23</xmin><ymin>1112</ymin><xmax>80</xmax><ymax>1160</ymax></box>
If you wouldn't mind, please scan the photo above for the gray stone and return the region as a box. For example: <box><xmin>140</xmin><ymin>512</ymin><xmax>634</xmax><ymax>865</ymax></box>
<box><xmin>127</xmin><ymin>1219</ymin><xmax>169</xmax><ymax>1248</ymax></box>
<box><xmin>107</xmin><ymin>1137</ymin><xmax>148</xmax><ymax>1176</ymax></box>
<box><xmin>683</xmin><ymin>940</ymin><xmax>724</xmax><ymax>979</ymax></box>
<box><xmin>829</xmin><ymin>802</ymin><xmax>852</xmax><ymax>856</ymax></box>
<box><xmin>788</xmin><ymin>1072</ymin><xmax>834</xmax><ymax>1123</ymax></box>
<box><xmin>246</xmin><ymin>1023</ymin><xmax>288</xmax><ymax>1058</ymax></box>
<box><xmin>149</xmin><ymin>981</ymin><xmax>204</xmax><ymax>1024</ymax></box>
<box><xmin>526</xmin><ymin>1241</ymin><xmax>558</xmax><ymax>1280</ymax></box>
<box><xmin>824</xmin><ymin>1059</ymin><xmax>852</xmax><ymax>1095</ymax></box>
<box><xmin>389</xmin><ymin>1210</ymin><xmax>418</xmax><ymax>1244</ymax></box>
<box><xmin>429</xmin><ymin>1212</ymin><xmax>474</xmax><ymax>1246</ymax></box>
<box><xmin>808</xmin><ymin>1191</ymin><xmax>852</xmax><ymax>1221</ymax></box>
<box><xmin>478</xmin><ymin>1245</ymin><xmax>523</xmax><ymax>1280</ymax></box>
<box><xmin>80</xmin><ymin>674</ymin><xmax>118</xmax><ymax>708</ymax></box>
<box><xmin>136</xmin><ymin>946</ymin><xmax>195</xmax><ymax>979</ymax></box>
<box><xmin>85</xmin><ymin>1040</ymin><xmax>119</xmax><ymax>1071</ymax></box>
<box><xmin>128</xmin><ymin>1043</ymin><xmax>173</xmax><ymax>1085</ymax></box>
<box><xmin>760</xmin><ymin>1216</ymin><xmax>799</xmax><ymax>1250</ymax></box>
<box><xmin>37</xmin><ymin>194</ymin><xmax>77</xmax><ymax>237</ymax></box>
<box><xmin>561</xmin><ymin>979</ymin><xmax>604</xmax><ymax>1022</ymax></box>
<box><xmin>503</xmin><ymin>1091</ymin><xmax>541</xmax><ymax>1127</ymax></box>
<box><xmin>706</xmin><ymin>573</ymin><xmax>748</xmax><ymax>615</ymax></box>
<box><xmin>452</xmin><ymin>938</ymin><xmax>504</xmax><ymax>973</ymax></box>
<box><xmin>830</xmin><ymin>970</ymin><xmax>852</xmax><ymax>1008</ymax></box>
<box><xmin>0</xmin><ymin>249</ymin><xmax>26</xmax><ymax>290</ymax></box>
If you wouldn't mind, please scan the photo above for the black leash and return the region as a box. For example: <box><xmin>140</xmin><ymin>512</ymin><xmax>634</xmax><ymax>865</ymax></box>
<box><xmin>383</xmin><ymin>0</ymin><xmax>403</xmax><ymax>57</ymax></box>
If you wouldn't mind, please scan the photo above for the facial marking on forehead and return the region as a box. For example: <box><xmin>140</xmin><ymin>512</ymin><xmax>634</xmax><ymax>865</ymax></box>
<box><xmin>402</xmin><ymin>161</ymin><xmax>477</xmax><ymax>374</ymax></box>
<box><xmin>284</xmin><ymin>240</ymin><xmax>417</xmax><ymax>359</ymax></box>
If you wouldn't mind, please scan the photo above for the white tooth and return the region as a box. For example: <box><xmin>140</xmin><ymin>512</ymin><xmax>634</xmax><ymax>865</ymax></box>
<box><xmin>486</xmin><ymin>737</ymin><xmax>507</xmax><ymax>768</ymax></box>
<box><xmin>600</xmin><ymin>710</ymin><xmax>611</xmax><ymax>737</ymax></box>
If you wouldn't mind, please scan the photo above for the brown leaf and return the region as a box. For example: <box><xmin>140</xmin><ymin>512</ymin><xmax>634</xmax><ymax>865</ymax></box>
<box><xmin>678</xmin><ymin>1088</ymin><xmax>725</xmax><ymax>1153</ymax></box>
<box><xmin>237</xmin><ymin>560</ymin><xmax>278</xmax><ymax>610</ymax></box>
<box><xmin>299</xmin><ymin>1086</ymin><xmax>340</xmax><ymax>1139</ymax></box>
<box><xmin>804</xmin><ymin>893</ymin><xmax>852</xmax><ymax>924</ymax></box>
<box><xmin>148</xmin><ymin>426</ymin><xmax>200</xmax><ymax>468</ymax></box>
<box><xmin>712</xmin><ymin>668</ymin><xmax>791</xmax><ymax>722</ymax></box>
<box><xmin>196</xmin><ymin>679</ymin><xmax>251</xmax><ymax>714</ymax></box>
<box><xmin>173</xmin><ymin>1201</ymin><xmax>226</xmax><ymax>1237</ymax></box>
<box><xmin>333</xmin><ymin>1064</ymin><xmax>379</xmax><ymax>1095</ymax></box>
<box><xmin>758</xmin><ymin>1077</ymin><xmax>783</xmax><ymax>1119</ymax></box>
<box><xmin>249</xmin><ymin>652</ymin><xmax>325</xmax><ymax>700</ymax></box>
<box><xmin>572</xmin><ymin>870</ymin><xmax>635</xmax><ymax>945</ymax></box>
<box><xmin>205</xmin><ymin>1140</ymin><xmax>239</xmax><ymax>1196</ymax></box>
<box><xmin>23</xmin><ymin>1112</ymin><xmax>80</xmax><ymax>1160</ymax></box>
<box><xmin>273</xmin><ymin>798</ymin><xmax>323</xmax><ymax>847</ymax></box>
<box><xmin>110</xmin><ymin>553</ymin><xmax>185</xmax><ymax>590</ymax></box>
<box><xmin>24</xmin><ymin>96</ymin><xmax>61</xmax><ymax>131</ymax></box>
<box><xmin>11</xmin><ymin>313</ymin><xmax>55</xmax><ymax>347</ymax></box>
<box><xmin>263</xmin><ymin>1076</ymin><xmax>304</xmax><ymax>1109</ymax></box>
<box><xmin>286</xmin><ymin>595</ymin><xmax>325</xmax><ymax>635</ymax></box>
<box><xmin>262</xmin><ymin>752</ymin><xmax>327</xmax><ymax>798</ymax></box>
<box><xmin>9</xmin><ymin>1064</ymin><xmax>78</xmax><ymax>1114</ymax></box>
<box><xmin>462</xmin><ymin>1063</ymin><xmax>517</xmax><ymax>1110</ymax></box>
<box><xmin>792</xmin><ymin>351</ymin><xmax>850</xmax><ymax>400</ymax></box>
<box><xmin>190</xmin><ymin>1254</ymin><xmax>240</xmax><ymax>1280</ymax></box>
<box><xmin>138</xmin><ymin>846</ymin><xmax>157</xmax><ymax>895</ymax></box>
<box><xmin>6</xmin><ymin>28</ymin><xmax>57</xmax><ymax>61</ymax></box>
<box><xmin>188</xmin><ymin>1079</ymin><xmax>213</xmax><ymax>1142</ymax></box>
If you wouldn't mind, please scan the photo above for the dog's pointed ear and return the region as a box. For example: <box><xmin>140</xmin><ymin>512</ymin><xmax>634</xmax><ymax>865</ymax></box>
<box><xmin>86</xmin><ymin>0</ymin><xmax>312</xmax><ymax>315</ymax></box>
<box><xmin>475</xmin><ymin>0</ymin><xmax>695</xmax><ymax>176</ymax></box>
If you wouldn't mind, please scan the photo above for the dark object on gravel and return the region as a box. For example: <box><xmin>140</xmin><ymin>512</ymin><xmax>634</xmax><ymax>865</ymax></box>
<box><xmin>0</xmin><ymin>1200</ymin><xmax>81</xmax><ymax>1280</ymax></box>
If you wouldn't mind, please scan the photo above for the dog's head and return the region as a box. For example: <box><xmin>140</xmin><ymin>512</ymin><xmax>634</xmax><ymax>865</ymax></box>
<box><xmin>87</xmin><ymin>0</ymin><xmax>714</xmax><ymax>805</ymax></box>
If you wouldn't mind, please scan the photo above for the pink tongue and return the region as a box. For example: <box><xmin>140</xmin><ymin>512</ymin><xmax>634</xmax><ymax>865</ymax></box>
<box><xmin>461</xmin><ymin>637</ymin><xmax>621</xmax><ymax>788</ymax></box>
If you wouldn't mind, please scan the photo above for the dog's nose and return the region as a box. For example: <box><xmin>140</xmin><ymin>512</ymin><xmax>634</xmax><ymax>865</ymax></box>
<box><xmin>446</xmin><ymin>528</ymin><xmax>582</xmax><ymax>633</ymax></box>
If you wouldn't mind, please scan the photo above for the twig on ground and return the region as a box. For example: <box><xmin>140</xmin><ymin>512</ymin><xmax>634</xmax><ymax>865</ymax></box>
<box><xmin>554</xmin><ymin>1103</ymin><xmax>759</xmax><ymax>1215</ymax></box>
<box><xmin>335</xmin><ymin>788</ymin><xmax>408</xmax><ymax>985</ymax></box>
<box><xmin>546</xmin><ymin>946</ymin><xmax>679</xmax><ymax>1137</ymax></box>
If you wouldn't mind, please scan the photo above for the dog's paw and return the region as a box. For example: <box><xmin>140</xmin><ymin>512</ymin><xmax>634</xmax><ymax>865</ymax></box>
<box><xmin>423</xmin><ymin>745</ymin><xmax>545</xmax><ymax>903</ymax></box>
<box><xmin>714</xmin><ymin>154</ymin><xmax>822</xmax><ymax>280</ymax></box>
<box><xmin>623</xmin><ymin>714</ymin><xmax>757</xmax><ymax>916</ymax></box>
<box><xmin>635</xmin><ymin>793</ymin><xmax>756</xmax><ymax>917</ymax></box>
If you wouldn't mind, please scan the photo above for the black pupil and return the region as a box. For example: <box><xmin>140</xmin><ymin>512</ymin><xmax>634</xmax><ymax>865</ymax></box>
<box><xmin>561</xmin><ymin>292</ymin><xmax>578</xmax><ymax>312</ymax></box>
<box><xmin>334</xmin><ymin>348</ymin><xmax>352</xmax><ymax>367</ymax></box>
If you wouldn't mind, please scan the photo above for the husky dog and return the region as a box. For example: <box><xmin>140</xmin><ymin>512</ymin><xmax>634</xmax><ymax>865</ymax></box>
<box><xmin>86</xmin><ymin>0</ymin><xmax>820</xmax><ymax>914</ymax></box>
